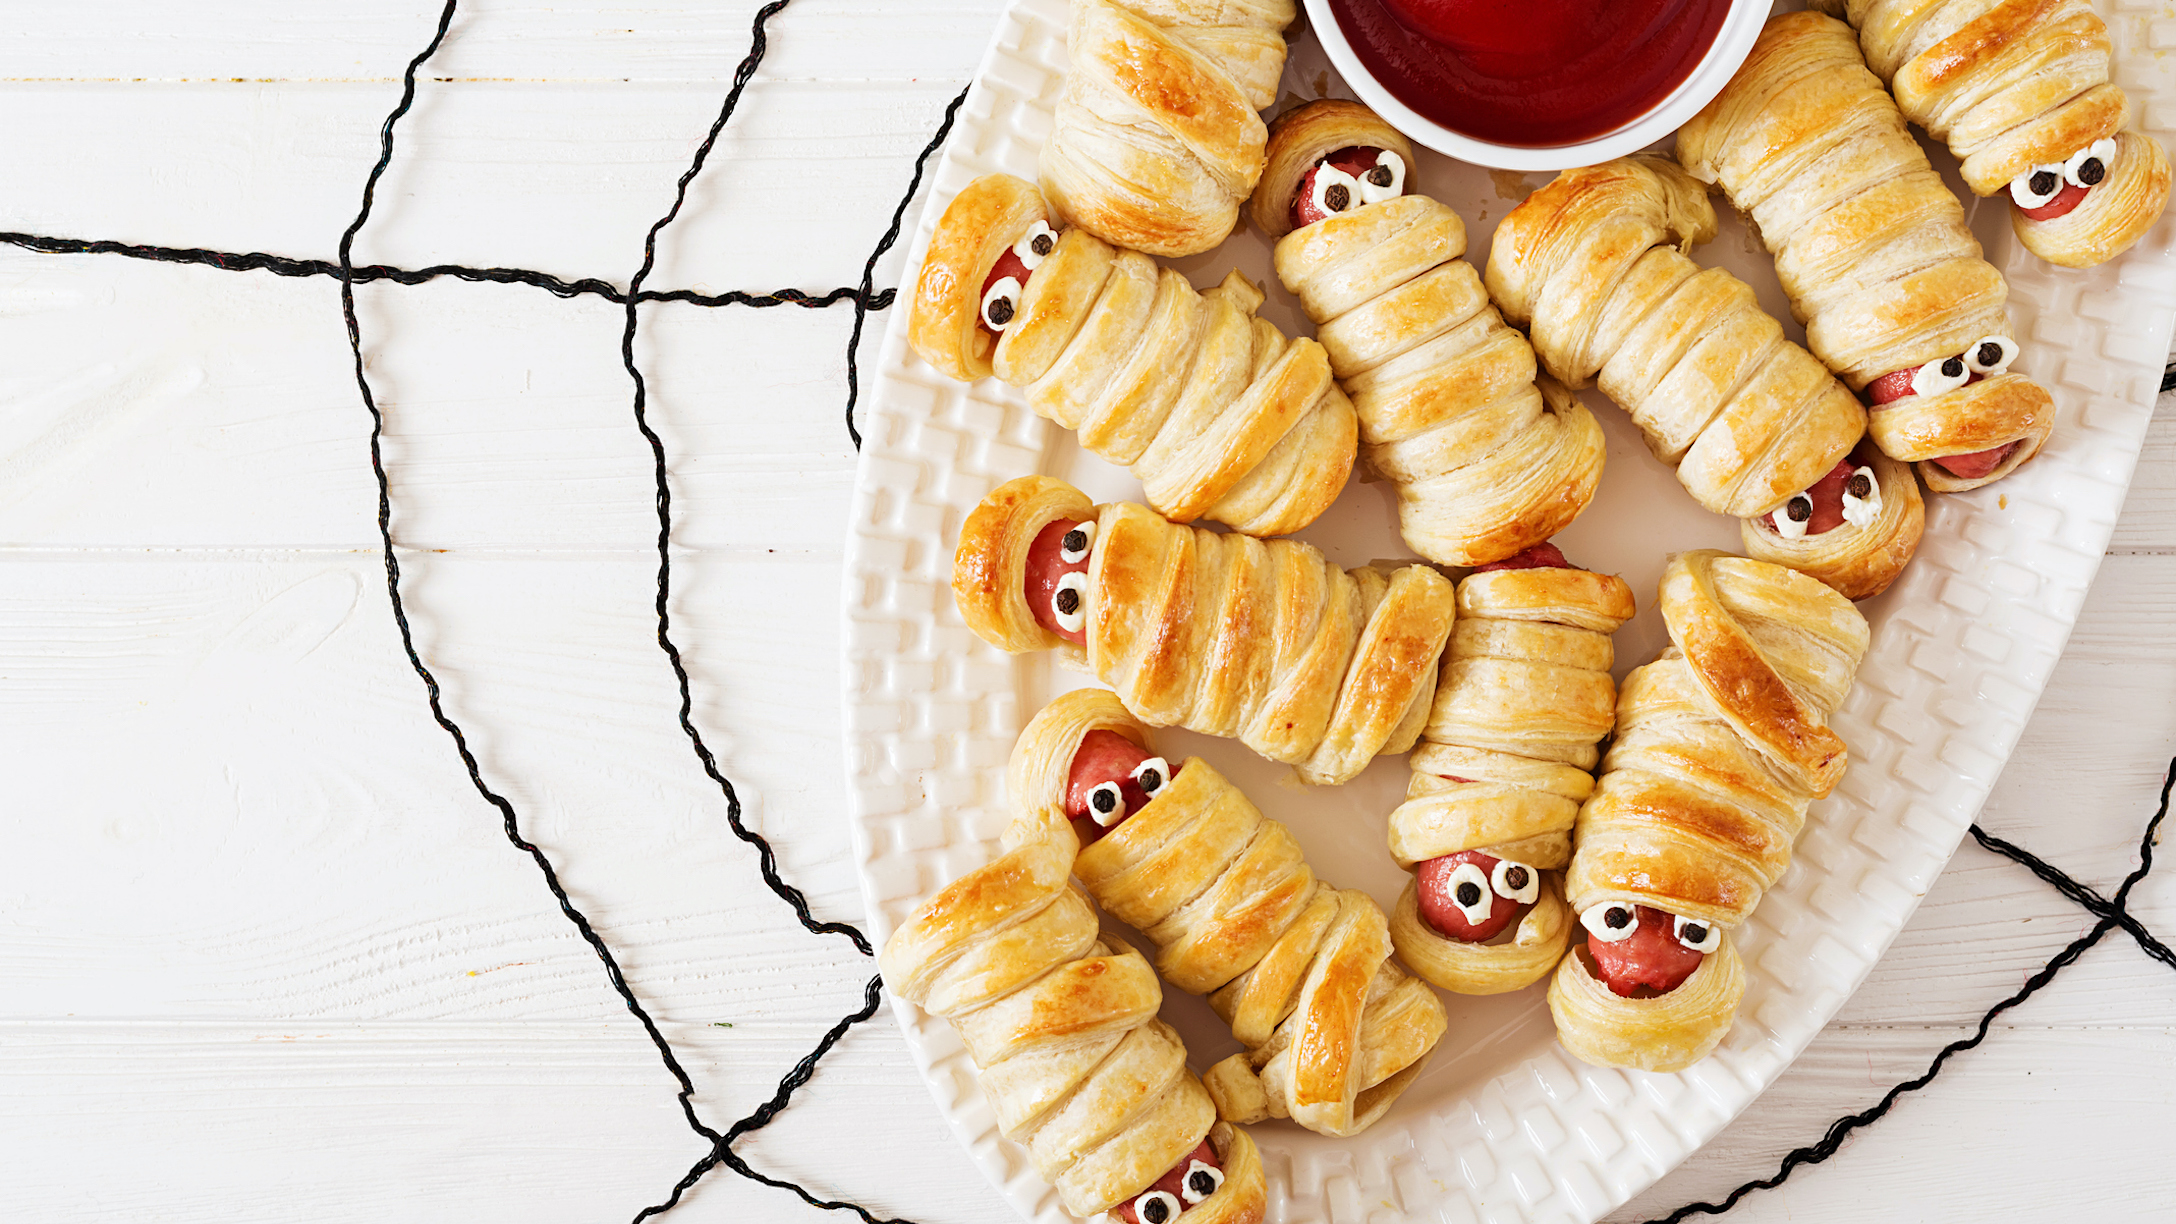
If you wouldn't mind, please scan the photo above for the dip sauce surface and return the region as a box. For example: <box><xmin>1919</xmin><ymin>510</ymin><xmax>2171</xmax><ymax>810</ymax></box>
<box><xmin>1329</xmin><ymin>0</ymin><xmax>1732</xmax><ymax>148</ymax></box>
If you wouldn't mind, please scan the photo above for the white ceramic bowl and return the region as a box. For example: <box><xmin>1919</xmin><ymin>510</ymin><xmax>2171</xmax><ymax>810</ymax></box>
<box><xmin>1302</xmin><ymin>0</ymin><xmax>1773</xmax><ymax>171</ymax></box>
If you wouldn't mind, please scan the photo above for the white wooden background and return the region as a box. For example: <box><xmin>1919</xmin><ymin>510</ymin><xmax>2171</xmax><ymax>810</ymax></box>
<box><xmin>0</xmin><ymin>3</ymin><xmax>2170</xmax><ymax>1221</ymax></box>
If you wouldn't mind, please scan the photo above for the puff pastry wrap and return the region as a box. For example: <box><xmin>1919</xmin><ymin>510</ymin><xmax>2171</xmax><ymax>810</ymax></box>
<box><xmin>1005</xmin><ymin>688</ymin><xmax>1447</xmax><ymax>1137</ymax></box>
<box><xmin>1236</xmin><ymin>99</ymin><xmax>1606</xmax><ymax>566</ymax></box>
<box><xmin>1486</xmin><ymin>156</ymin><xmax>1924</xmax><ymax>601</ymax></box>
<box><xmin>881</xmin><ymin>836</ymin><xmax>1266</xmax><ymax>1221</ymax></box>
<box><xmin>1549</xmin><ymin>551</ymin><xmax>1869</xmax><ymax>1073</ymax></box>
<box><xmin>908</xmin><ymin>173</ymin><xmax>1356</xmax><ymax>538</ymax></box>
<box><xmin>953</xmin><ymin>475</ymin><xmax>1455</xmax><ymax>785</ymax></box>
<box><xmin>1810</xmin><ymin>0</ymin><xmax>2172</xmax><ymax>268</ymax></box>
<box><xmin>1040</xmin><ymin>0</ymin><xmax>1294</xmax><ymax>257</ymax></box>
<box><xmin>1386</xmin><ymin>563</ymin><xmax>1635</xmax><ymax>995</ymax></box>
<box><xmin>1678</xmin><ymin>11</ymin><xmax>2056</xmax><ymax>497</ymax></box>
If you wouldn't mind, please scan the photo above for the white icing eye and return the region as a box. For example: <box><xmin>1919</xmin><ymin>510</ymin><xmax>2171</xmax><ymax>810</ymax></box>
<box><xmin>1309</xmin><ymin>163</ymin><xmax>1361</xmax><ymax>217</ymax></box>
<box><xmin>1672</xmin><ymin>913</ymin><xmax>1722</xmax><ymax>954</ymax></box>
<box><xmin>1086</xmin><ymin>781</ymin><xmax>1125</xmax><ymax>827</ymax></box>
<box><xmin>2063</xmin><ymin>139</ymin><xmax>2116</xmax><ymax>189</ymax></box>
<box><xmin>1489</xmin><ymin>859</ymin><xmax>1539</xmax><ymax>906</ymax></box>
<box><xmin>1447</xmin><ymin>862</ymin><xmax>1494</xmax><ymax>927</ymax></box>
<box><xmin>1012</xmin><ymin>220</ymin><xmax>1058</xmax><ymax>271</ymax></box>
<box><xmin>1965</xmin><ymin>335</ymin><xmax>2018</xmax><ymax>376</ymax></box>
<box><xmin>1840</xmin><ymin>465</ymin><xmax>1881</xmax><ymax>530</ymax></box>
<box><xmin>1909</xmin><ymin>355</ymin><xmax>1970</xmax><ymax>398</ymax></box>
<box><xmin>1179</xmin><ymin>1160</ymin><xmax>1224</xmax><ymax>1205</ymax></box>
<box><xmin>1052</xmin><ymin>571</ymin><xmax>1087</xmax><ymax>634</ymax></box>
<box><xmin>1130</xmin><ymin>756</ymin><xmax>1171</xmax><ymax>800</ymax></box>
<box><xmin>1059</xmin><ymin>520</ymin><xmax>1095</xmax><ymax>564</ymax></box>
<box><xmin>1132</xmin><ymin>1189</ymin><xmax>1182</xmax><ymax>1224</ymax></box>
<box><xmin>1357</xmin><ymin>150</ymin><xmax>1405</xmax><ymax>205</ymax></box>
<box><xmin>980</xmin><ymin>276</ymin><xmax>1022</xmax><ymax>331</ymax></box>
<box><xmin>1581</xmin><ymin>903</ymin><xmax>1638</xmax><ymax>943</ymax></box>
<box><xmin>1771</xmin><ymin>492</ymin><xmax>1813</xmax><ymax>541</ymax></box>
<box><xmin>2009</xmin><ymin>163</ymin><xmax>2065</xmax><ymax>209</ymax></box>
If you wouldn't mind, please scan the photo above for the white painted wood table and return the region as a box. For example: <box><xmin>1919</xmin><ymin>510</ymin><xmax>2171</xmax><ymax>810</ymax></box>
<box><xmin>1</xmin><ymin>3</ymin><xmax>2171</xmax><ymax>1221</ymax></box>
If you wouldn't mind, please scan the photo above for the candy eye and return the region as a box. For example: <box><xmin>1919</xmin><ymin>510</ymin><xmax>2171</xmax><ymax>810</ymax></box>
<box><xmin>1489</xmin><ymin>859</ymin><xmax>1538</xmax><ymax>905</ymax></box>
<box><xmin>1358</xmin><ymin>150</ymin><xmax>1405</xmax><ymax>205</ymax></box>
<box><xmin>1447</xmin><ymin>862</ymin><xmax>1493</xmax><ymax>926</ymax></box>
<box><xmin>1132</xmin><ymin>1189</ymin><xmax>1182</xmax><ymax>1224</ymax></box>
<box><xmin>1180</xmin><ymin>1160</ymin><xmax>1224</xmax><ymax>1205</ymax></box>
<box><xmin>1965</xmin><ymin>335</ymin><xmax>2018</xmax><ymax>376</ymax></box>
<box><xmin>1012</xmin><ymin>220</ymin><xmax>1059</xmax><ymax>270</ymax></box>
<box><xmin>1130</xmin><ymin>756</ymin><xmax>1171</xmax><ymax>799</ymax></box>
<box><xmin>1052</xmin><ymin>571</ymin><xmax>1087</xmax><ymax>634</ymax></box>
<box><xmin>1086</xmin><ymin>781</ymin><xmax>1124</xmax><ymax>827</ymax></box>
<box><xmin>1310</xmin><ymin>164</ymin><xmax>1361</xmax><ymax>217</ymax></box>
<box><xmin>1582</xmin><ymin>903</ymin><xmax>1638</xmax><ymax>943</ymax></box>
<box><xmin>1059</xmin><ymin>520</ymin><xmax>1095</xmax><ymax>564</ymax></box>
<box><xmin>1838</xmin><ymin>464</ymin><xmax>1883</xmax><ymax>531</ymax></box>
<box><xmin>1772</xmin><ymin>492</ymin><xmax>1813</xmax><ymax>541</ymax></box>
<box><xmin>1909</xmin><ymin>355</ymin><xmax>1970</xmax><ymax>398</ymax></box>
<box><xmin>2009</xmin><ymin>163</ymin><xmax>2065</xmax><ymax>209</ymax></box>
<box><xmin>980</xmin><ymin>276</ymin><xmax>1022</xmax><ymax>330</ymax></box>
<box><xmin>1672</xmin><ymin>913</ymin><xmax>1722</xmax><ymax>954</ymax></box>
<box><xmin>2063</xmin><ymin>139</ymin><xmax>2116</xmax><ymax>189</ymax></box>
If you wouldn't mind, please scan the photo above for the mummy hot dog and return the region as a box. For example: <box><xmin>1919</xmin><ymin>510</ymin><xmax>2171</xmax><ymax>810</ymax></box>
<box><xmin>1007</xmin><ymin>689</ymin><xmax>1447</xmax><ymax>1137</ymax></box>
<box><xmin>1549</xmin><ymin>551</ymin><xmax>1869</xmax><ymax>1072</ymax></box>
<box><xmin>1677</xmin><ymin>12</ymin><xmax>2056</xmax><ymax>497</ymax></box>
<box><xmin>907</xmin><ymin>173</ymin><xmax>1357</xmax><ymax>538</ymax></box>
<box><xmin>1384</xmin><ymin>543</ymin><xmax>1636</xmax><ymax>995</ymax></box>
<box><xmin>880</xmin><ymin>835</ymin><xmax>1266</xmax><ymax>1223</ymax></box>
<box><xmin>1487</xmin><ymin>155</ymin><xmax>1927</xmax><ymax>600</ymax></box>
<box><xmin>1243</xmin><ymin>99</ymin><xmax>1607</xmax><ymax>567</ymax></box>
<box><xmin>953</xmin><ymin>475</ymin><xmax>1455</xmax><ymax>786</ymax></box>
<box><xmin>1810</xmin><ymin>0</ymin><xmax>2171</xmax><ymax>269</ymax></box>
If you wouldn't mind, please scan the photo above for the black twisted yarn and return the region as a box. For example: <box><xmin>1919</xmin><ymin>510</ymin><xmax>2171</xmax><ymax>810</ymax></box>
<box><xmin>844</xmin><ymin>86</ymin><xmax>967</xmax><ymax>449</ymax></box>
<box><xmin>1972</xmin><ymin>823</ymin><xmax>2176</xmax><ymax>971</ymax></box>
<box><xmin>1643</xmin><ymin>753</ymin><xmax>2176</xmax><ymax>1224</ymax></box>
<box><xmin>0</xmin><ymin>231</ymin><xmax>891</xmax><ymax>311</ymax></box>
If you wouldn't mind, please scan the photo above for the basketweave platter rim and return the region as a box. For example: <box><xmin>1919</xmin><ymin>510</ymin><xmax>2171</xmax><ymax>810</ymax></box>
<box><xmin>839</xmin><ymin>2</ymin><xmax>2176</xmax><ymax>1221</ymax></box>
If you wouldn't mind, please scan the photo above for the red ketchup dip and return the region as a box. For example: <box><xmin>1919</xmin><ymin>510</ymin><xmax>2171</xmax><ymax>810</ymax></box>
<box><xmin>1328</xmin><ymin>0</ymin><xmax>1732</xmax><ymax>147</ymax></box>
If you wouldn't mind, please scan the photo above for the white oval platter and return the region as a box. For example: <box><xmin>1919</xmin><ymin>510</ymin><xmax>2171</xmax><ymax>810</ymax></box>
<box><xmin>840</xmin><ymin>2</ymin><xmax>2176</xmax><ymax>1221</ymax></box>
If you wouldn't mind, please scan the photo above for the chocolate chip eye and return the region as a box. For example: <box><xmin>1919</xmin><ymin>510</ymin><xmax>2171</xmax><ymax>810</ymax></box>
<box><xmin>979</xmin><ymin>276</ymin><xmax>1022</xmax><ymax>331</ymax></box>
<box><xmin>1785</xmin><ymin>494</ymin><xmax>1812</xmax><ymax>523</ymax></box>
<box><xmin>1180</xmin><ymin>1160</ymin><xmax>1224</xmax><ymax>1204</ymax></box>
<box><xmin>1052</xmin><ymin>572</ymin><xmax>1088</xmax><ymax>634</ymax></box>
<box><xmin>1087</xmin><ymin>781</ymin><xmax>1123</xmax><ymax>826</ymax></box>
<box><xmin>1130</xmin><ymin>756</ymin><xmax>1170</xmax><ymax>799</ymax></box>
<box><xmin>1054</xmin><ymin>587</ymin><xmax>1079</xmax><ymax>615</ymax></box>
<box><xmin>2010</xmin><ymin>163</ymin><xmax>2065</xmax><ymax>209</ymax></box>
<box><xmin>1672</xmin><ymin>913</ymin><xmax>1723</xmax><ymax>954</ymax></box>
<box><xmin>1582</xmin><ymin>903</ymin><xmax>1638</xmax><ymax>943</ymax></box>
<box><xmin>1846</xmin><ymin>471</ymin><xmax>1873</xmax><ymax>500</ymax></box>
<box><xmin>1455</xmin><ymin>881</ymin><xmax>1482</xmax><ymax>905</ymax></box>
<box><xmin>1910</xmin><ymin>355</ymin><xmax>1971</xmax><ymax>398</ymax></box>
<box><xmin>1966</xmin><ymin>334</ymin><xmax>2019</xmax><ymax>377</ymax></box>
<box><xmin>2064</xmin><ymin>140</ymin><xmax>2116</xmax><ymax>189</ymax></box>
<box><xmin>1940</xmin><ymin>357</ymin><xmax>1964</xmax><ymax>378</ymax></box>
<box><xmin>1031</xmin><ymin>233</ymin><xmax>1054</xmax><ymax>255</ymax></box>
<box><xmin>1011</xmin><ymin>220</ymin><xmax>1059</xmax><ymax>271</ymax></box>
<box><xmin>1490</xmin><ymin>859</ymin><xmax>1539</xmax><ymax>905</ymax></box>
<box><xmin>1059</xmin><ymin>519</ymin><xmax>1095</xmax><ymax>563</ymax></box>
<box><xmin>1324</xmin><ymin>182</ymin><xmax>1350</xmax><ymax>211</ymax></box>
<box><xmin>1358</xmin><ymin>150</ymin><xmax>1406</xmax><ymax>204</ymax></box>
<box><xmin>1446</xmin><ymin>861</ymin><xmax>1493</xmax><ymax>926</ymax></box>
<box><xmin>1367</xmin><ymin>166</ymin><xmax>1392</xmax><ymax>186</ymax></box>
<box><xmin>1133</xmin><ymin>1189</ymin><xmax>1181</xmax><ymax>1224</ymax></box>
<box><xmin>1977</xmin><ymin>343</ymin><xmax>2002</xmax><ymax>368</ymax></box>
<box><xmin>2031</xmin><ymin>170</ymin><xmax>2059</xmax><ymax>194</ymax></box>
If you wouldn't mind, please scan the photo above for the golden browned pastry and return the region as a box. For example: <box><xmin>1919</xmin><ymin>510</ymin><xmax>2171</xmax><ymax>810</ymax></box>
<box><xmin>1678</xmin><ymin>11</ymin><xmax>2056</xmax><ymax>495</ymax></box>
<box><xmin>1039</xmin><ymin>0</ymin><xmax>1295</xmax><ymax>257</ymax></box>
<box><xmin>1811</xmin><ymin>0</ymin><xmax>2171</xmax><ymax>268</ymax></box>
<box><xmin>1549</xmin><ymin>551</ymin><xmax>1869</xmax><ymax>1072</ymax></box>
<box><xmin>1005</xmin><ymin>689</ymin><xmax>1446</xmax><ymax>1137</ymax></box>
<box><xmin>1387</xmin><ymin>551</ymin><xmax>1635</xmax><ymax>994</ymax></box>
<box><xmin>1738</xmin><ymin>443</ymin><xmax>1925</xmax><ymax>600</ymax></box>
<box><xmin>953</xmin><ymin>475</ymin><xmax>1455</xmax><ymax>785</ymax></box>
<box><xmin>907</xmin><ymin>173</ymin><xmax>1355</xmax><ymax>538</ymax></box>
<box><xmin>881</xmin><ymin>836</ymin><xmax>1267</xmax><ymax>1222</ymax></box>
<box><xmin>1242</xmin><ymin>99</ymin><xmax>1605</xmax><ymax>566</ymax></box>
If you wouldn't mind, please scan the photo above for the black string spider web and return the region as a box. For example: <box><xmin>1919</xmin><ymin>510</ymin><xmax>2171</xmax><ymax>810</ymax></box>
<box><xmin>5</xmin><ymin>2</ymin><xmax>2173</xmax><ymax>1221</ymax></box>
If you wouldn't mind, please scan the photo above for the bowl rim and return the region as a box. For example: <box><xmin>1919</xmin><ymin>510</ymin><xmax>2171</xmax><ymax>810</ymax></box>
<box><xmin>1300</xmin><ymin>0</ymin><xmax>1773</xmax><ymax>172</ymax></box>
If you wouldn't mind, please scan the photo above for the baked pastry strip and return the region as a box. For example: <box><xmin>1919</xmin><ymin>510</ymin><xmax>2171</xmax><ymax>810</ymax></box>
<box><xmin>1549</xmin><ymin>550</ymin><xmax>1869</xmax><ymax>1072</ymax></box>
<box><xmin>1487</xmin><ymin>155</ymin><xmax>1926</xmax><ymax>600</ymax></box>
<box><xmin>1007</xmin><ymin>688</ymin><xmax>1447</xmax><ymax>1137</ymax></box>
<box><xmin>953</xmin><ymin>475</ymin><xmax>1455</xmax><ymax>785</ymax></box>
<box><xmin>1679</xmin><ymin>11</ymin><xmax>2056</xmax><ymax>495</ymax></box>
<box><xmin>1811</xmin><ymin>0</ymin><xmax>2171</xmax><ymax>268</ymax></box>
<box><xmin>1238</xmin><ymin>99</ymin><xmax>1606</xmax><ymax>567</ymax></box>
<box><xmin>1386</xmin><ymin>548</ymin><xmax>1635</xmax><ymax>995</ymax></box>
<box><xmin>908</xmin><ymin>173</ymin><xmax>1356</xmax><ymax>538</ymax></box>
<box><xmin>1040</xmin><ymin>0</ymin><xmax>1295</xmax><ymax>257</ymax></box>
<box><xmin>881</xmin><ymin>835</ymin><xmax>1266</xmax><ymax>1223</ymax></box>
